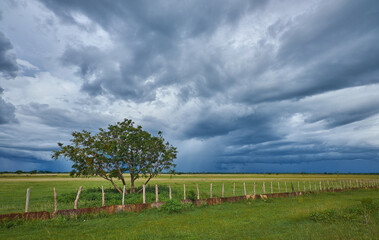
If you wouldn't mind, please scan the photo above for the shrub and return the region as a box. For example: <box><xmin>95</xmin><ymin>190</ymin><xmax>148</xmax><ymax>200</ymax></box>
<box><xmin>187</xmin><ymin>190</ymin><xmax>196</xmax><ymax>201</ymax></box>
<box><xmin>160</xmin><ymin>199</ymin><xmax>183</xmax><ymax>213</ymax></box>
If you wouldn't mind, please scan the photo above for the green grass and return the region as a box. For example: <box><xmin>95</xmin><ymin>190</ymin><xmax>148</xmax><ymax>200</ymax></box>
<box><xmin>0</xmin><ymin>189</ymin><xmax>378</xmax><ymax>239</ymax></box>
<box><xmin>0</xmin><ymin>174</ymin><xmax>377</xmax><ymax>214</ymax></box>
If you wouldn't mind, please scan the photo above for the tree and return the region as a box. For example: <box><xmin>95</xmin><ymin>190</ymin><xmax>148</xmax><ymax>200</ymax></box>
<box><xmin>52</xmin><ymin>119</ymin><xmax>177</xmax><ymax>193</ymax></box>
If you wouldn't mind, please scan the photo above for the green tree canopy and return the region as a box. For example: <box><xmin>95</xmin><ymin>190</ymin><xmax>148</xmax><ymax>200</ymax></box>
<box><xmin>52</xmin><ymin>119</ymin><xmax>177</xmax><ymax>193</ymax></box>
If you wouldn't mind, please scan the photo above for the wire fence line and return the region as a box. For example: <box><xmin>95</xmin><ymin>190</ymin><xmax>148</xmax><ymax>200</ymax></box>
<box><xmin>20</xmin><ymin>178</ymin><xmax>378</xmax><ymax>213</ymax></box>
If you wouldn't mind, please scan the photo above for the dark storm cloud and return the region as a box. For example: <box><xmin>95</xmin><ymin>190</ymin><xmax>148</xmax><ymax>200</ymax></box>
<box><xmin>40</xmin><ymin>0</ymin><xmax>267</xmax><ymax>36</ymax></box>
<box><xmin>1</xmin><ymin>0</ymin><xmax>378</xmax><ymax>172</ymax></box>
<box><xmin>238</xmin><ymin>0</ymin><xmax>379</xmax><ymax>104</ymax></box>
<box><xmin>218</xmin><ymin>143</ymin><xmax>379</xmax><ymax>165</ymax></box>
<box><xmin>40</xmin><ymin>0</ymin><xmax>269</xmax><ymax>101</ymax></box>
<box><xmin>20</xmin><ymin>102</ymin><xmax>109</xmax><ymax>130</ymax></box>
<box><xmin>0</xmin><ymin>31</ymin><xmax>18</xmax><ymax>79</ymax></box>
<box><xmin>307</xmin><ymin>98</ymin><xmax>379</xmax><ymax>128</ymax></box>
<box><xmin>61</xmin><ymin>46</ymin><xmax>105</xmax><ymax>96</ymax></box>
<box><xmin>0</xmin><ymin>87</ymin><xmax>16</xmax><ymax>124</ymax></box>
<box><xmin>0</xmin><ymin>147</ymin><xmax>52</xmax><ymax>164</ymax></box>
<box><xmin>42</xmin><ymin>0</ymin><xmax>379</xmax><ymax>111</ymax></box>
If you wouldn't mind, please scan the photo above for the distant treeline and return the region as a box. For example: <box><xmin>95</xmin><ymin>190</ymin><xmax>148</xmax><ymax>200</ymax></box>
<box><xmin>0</xmin><ymin>171</ymin><xmax>377</xmax><ymax>175</ymax></box>
<box><xmin>0</xmin><ymin>170</ymin><xmax>68</xmax><ymax>174</ymax></box>
<box><xmin>174</xmin><ymin>172</ymin><xmax>379</xmax><ymax>175</ymax></box>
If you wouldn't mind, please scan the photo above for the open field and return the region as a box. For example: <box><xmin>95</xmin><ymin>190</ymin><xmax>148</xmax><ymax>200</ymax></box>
<box><xmin>0</xmin><ymin>173</ymin><xmax>377</xmax><ymax>214</ymax></box>
<box><xmin>0</xmin><ymin>188</ymin><xmax>378</xmax><ymax>239</ymax></box>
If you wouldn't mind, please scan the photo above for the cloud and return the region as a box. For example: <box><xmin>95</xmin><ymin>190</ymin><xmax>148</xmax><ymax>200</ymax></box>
<box><xmin>0</xmin><ymin>0</ymin><xmax>378</xmax><ymax>172</ymax></box>
<box><xmin>19</xmin><ymin>102</ymin><xmax>112</xmax><ymax>131</ymax></box>
<box><xmin>38</xmin><ymin>0</ymin><xmax>270</xmax><ymax>102</ymax></box>
<box><xmin>0</xmin><ymin>31</ymin><xmax>18</xmax><ymax>79</ymax></box>
<box><xmin>0</xmin><ymin>87</ymin><xmax>16</xmax><ymax>124</ymax></box>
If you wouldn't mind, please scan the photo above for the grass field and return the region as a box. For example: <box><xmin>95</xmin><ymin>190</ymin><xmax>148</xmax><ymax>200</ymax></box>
<box><xmin>0</xmin><ymin>174</ymin><xmax>378</xmax><ymax>239</ymax></box>
<box><xmin>0</xmin><ymin>173</ymin><xmax>377</xmax><ymax>214</ymax></box>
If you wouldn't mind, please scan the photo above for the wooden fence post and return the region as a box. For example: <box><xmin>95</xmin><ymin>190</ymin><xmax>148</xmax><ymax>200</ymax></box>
<box><xmin>309</xmin><ymin>181</ymin><xmax>312</xmax><ymax>191</ymax></box>
<box><xmin>25</xmin><ymin>188</ymin><xmax>30</xmax><ymax>213</ymax></box>
<box><xmin>243</xmin><ymin>182</ymin><xmax>246</xmax><ymax>196</ymax></box>
<box><xmin>297</xmin><ymin>181</ymin><xmax>300</xmax><ymax>192</ymax></box>
<box><xmin>340</xmin><ymin>180</ymin><xmax>342</xmax><ymax>190</ymax></box>
<box><xmin>349</xmin><ymin>179</ymin><xmax>352</xmax><ymax>188</ymax></box>
<box><xmin>270</xmin><ymin>182</ymin><xmax>273</xmax><ymax>194</ymax></box>
<box><xmin>323</xmin><ymin>181</ymin><xmax>326</xmax><ymax>191</ymax></box>
<box><xmin>122</xmin><ymin>185</ymin><xmax>125</xmax><ymax>206</ymax></box>
<box><xmin>210</xmin><ymin>183</ymin><xmax>212</xmax><ymax>198</ymax></box>
<box><xmin>184</xmin><ymin>184</ymin><xmax>186</xmax><ymax>200</ymax></box>
<box><xmin>263</xmin><ymin>182</ymin><xmax>266</xmax><ymax>194</ymax></box>
<box><xmin>254</xmin><ymin>182</ymin><xmax>256</xmax><ymax>195</ymax></box>
<box><xmin>169</xmin><ymin>184</ymin><xmax>172</xmax><ymax>200</ymax></box>
<box><xmin>278</xmin><ymin>182</ymin><xmax>280</xmax><ymax>193</ymax></box>
<box><xmin>327</xmin><ymin>180</ymin><xmax>330</xmax><ymax>190</ymax></box>
<box><xmin>314</xmin><ymin>181</ymin><xmax>316</xmax><ymax>191</ymax></box>
<box><xmin>233</xmin><ymin>183</ymin><xmax>235</xmax><ymax>196</ymax></box>
<box><xmin>155</xmin><ymin>184</ymin><xmax>159</xmax><ymax>203</ymax></box>
<box><xmin>303</xmin><ymin>181</ymin><xmax>306</xmax><ymax>192</ymax></box>
<box><xmin>222</xmin><ymin>183</ymin><xmax>224</xmax><ymax>197</ymax></box>
<box><xmin>319</xmin><ymin>181</ymin><xmax>322</xmax><ymax>191</ymax></box>
<box><xmin>102</xmin><ymin>186</ymin><xmax>105</xmax><ymax>207</ymax></box>
<box><xmin>196</xmin><ymin>184</ymin><xmax>199</xmax><ymax>200</ymax></box>
<box><xmin>143</xmin><ymin>184</ymin><xmax>146</xmax><ymax>204</ymax></box>
<box><xmin>74</xmin><ymin>186</ymin><xmax>82</xmax><ymax>209</ymax></box>
<box><xmin>53</xmin><ymin>187</ymin><xmax>57</xmax><ymax>212</ymax></box>
<box><xmin>285</xmin><ymin>182</ymin><xmax>287</xmax><ymax>193</ymax></box>
<box><xmin>291</xmin><ymin>182</ymin><xmax>294</xmax><ymax>193</ymax></box>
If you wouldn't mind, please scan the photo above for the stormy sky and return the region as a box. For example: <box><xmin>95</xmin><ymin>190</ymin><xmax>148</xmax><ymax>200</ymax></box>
<box><xmin>0</xmin><ymin>0</ymin><xmax>378</xmax><ymax>173</ymax></box>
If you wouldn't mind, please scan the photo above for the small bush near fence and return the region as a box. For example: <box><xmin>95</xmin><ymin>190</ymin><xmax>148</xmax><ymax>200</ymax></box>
<box><xmin>160</xmin><ymin>200</ymin><xmax>194</xmax><ymax>213</ymax></box>
<box><xmin>160</xmin><ymin>200</ymin><xmax>183</xmax><ymax>213</ymax></box>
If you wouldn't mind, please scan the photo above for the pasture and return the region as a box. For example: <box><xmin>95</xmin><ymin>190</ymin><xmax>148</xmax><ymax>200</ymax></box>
<box><xmin>0</xmin><ymin>173</ymin><xmax>378</xmax><ymax>239</ymax></box>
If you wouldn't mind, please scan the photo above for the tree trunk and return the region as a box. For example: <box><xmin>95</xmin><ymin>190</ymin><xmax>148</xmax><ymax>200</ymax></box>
<box><xmin>137</xmin><ymin>175</ymin><xmax>153</xmax><ymax>194</ymax></box>
<box><xmin>130</xmin><ymin>175</ymin><xmax>135</xmax><ymax>194</ymax></box>
<box><xmin>117</xmin><ymin>166</ymin><xmax>126</xmax><ymax>186</ymax></box>
<box><xmin>109</xmin><ymin>179</ymin><xmax>122</xmax><ymax>193</ymax></box>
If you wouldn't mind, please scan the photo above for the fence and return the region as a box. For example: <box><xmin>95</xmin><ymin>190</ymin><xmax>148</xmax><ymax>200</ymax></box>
<box><xmin>1</xmin><ymin>178</ymin><xmax>378</xmax><ymax>221</ymax></box>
